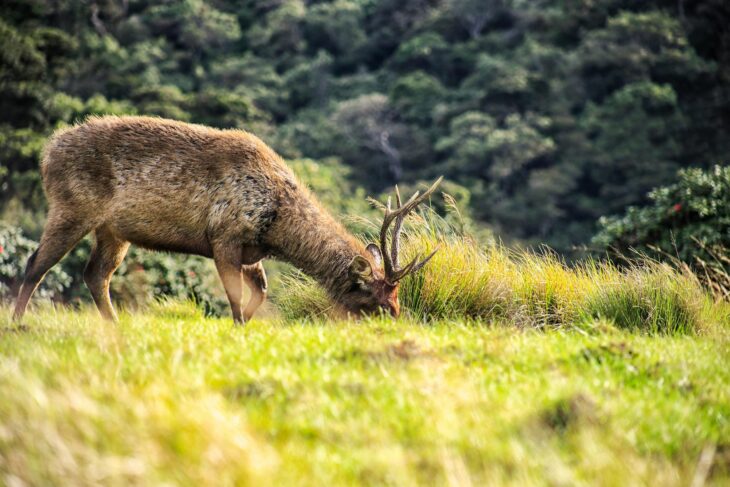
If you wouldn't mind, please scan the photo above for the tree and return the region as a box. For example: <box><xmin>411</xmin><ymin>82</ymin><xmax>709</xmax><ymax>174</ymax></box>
<box><xmin>332</xmin><ymin>93</ymin><xmax>409</xmax><ymax>184</ymax></box>
<box><xmin>389</xmin><ymin>71</ymin><xmax>445</xmax><ymax>125</ymax></box>
<box><xmin>446</xmin><ymin>0</ymin><xmax>509</xmax><ymax>39</ymax></box>
<box><xmin>436</xmin><ymin>111</ymin><xmax>556</xmax><ymax>236</ymax></box>
<box><xmin>1</xmin><ymin>0</ymin><xmax>729</xmax><ymax>260</ymax></box>
<box><xmin>303</xmin><ymin>0</ymin><xmax>366</xmax><ymax>64</ymax></box>
<box><xmin>246</xmin><ymin>0</ymin><xmax>306</xmax><ymax>70</ymax></box>
<box><xmin>580</xmin><ymin>82</ymin><xmax>684</xmax><ymax>215</ymax></box>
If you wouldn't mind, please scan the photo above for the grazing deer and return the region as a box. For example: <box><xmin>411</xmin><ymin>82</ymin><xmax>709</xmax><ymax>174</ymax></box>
<box><xmin>13</xmin><ymin>116</ymin><xmax>441</xmax><ymax>323</ymax></box>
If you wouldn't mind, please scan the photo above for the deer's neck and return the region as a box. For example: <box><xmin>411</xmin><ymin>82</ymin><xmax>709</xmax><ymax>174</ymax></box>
<box><xmin>266</xmin><ymin>187</ymin><xmax>366</xmax><ymax>299</ymax></box>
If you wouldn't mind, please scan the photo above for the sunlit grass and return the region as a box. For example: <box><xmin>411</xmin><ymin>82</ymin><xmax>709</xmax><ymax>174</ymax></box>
<box><xmin>2</xmin><ymin>208</ymin><xmax>728</xmax><ymax>485</ymax></box>
<box><xmin>276</xmin><ymin>210</ymin><xmax>724</xmax><ymax>336</ymax></box>
<box><xmin>1</xmin><ymin>300</ymin><xmax>728</xmax><ymax>485</ymax></box>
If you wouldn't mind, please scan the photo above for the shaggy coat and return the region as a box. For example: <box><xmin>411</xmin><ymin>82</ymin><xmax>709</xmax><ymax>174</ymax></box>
<box><xmin>13</xmin><ymin>116</ymin><xmax>399</xmax><ymax>323</ymax></box>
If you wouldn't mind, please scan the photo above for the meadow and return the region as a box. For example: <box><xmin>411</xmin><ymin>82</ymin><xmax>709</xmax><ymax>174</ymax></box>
<box><xmin>1</xmin><ymin>228</ymin><xmax>729</xmax><ymax>486</ymax></box>
<box><xmin>2</xmin><ymin>1</ymin><xmax>729</xmax><ymax>484</ymax></box>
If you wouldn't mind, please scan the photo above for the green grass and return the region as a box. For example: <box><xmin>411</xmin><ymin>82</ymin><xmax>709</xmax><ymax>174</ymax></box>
<box><xmin>1</xmin><ymin>299</ymin><xmax>729</xmax><ymax>486</ymax></box>
<box><xmin>276</xmin><ymin>215</ymin><xmax>723</xmax><ymax>336</ymax></box>
<box><xmin>2</xmin><ymin>212</ymin><xmax>729</xmax><ymax>485</ymax></box>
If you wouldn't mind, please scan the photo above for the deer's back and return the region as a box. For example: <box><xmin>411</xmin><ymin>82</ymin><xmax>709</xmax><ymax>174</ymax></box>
<box><xmin>42</xmin><ymin>116</ymin><xmax>295</xmax><ymax>253</ymax></box>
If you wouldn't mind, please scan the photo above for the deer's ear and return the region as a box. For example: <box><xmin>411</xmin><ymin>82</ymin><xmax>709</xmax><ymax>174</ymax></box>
<box><xmin>349</xmin><ymin>255</ymin><xmax>373</xmax><ymax>283</ymax></box>
<box><xmin>365</xmin><ymin>243</ymin><xmax>382</xmax><ymax>267</ymax></box>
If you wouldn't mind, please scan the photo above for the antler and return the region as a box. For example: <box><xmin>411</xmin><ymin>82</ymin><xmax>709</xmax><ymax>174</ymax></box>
<box><xmin>379</xmin><ymin>177</ymin><xmax>443</xmax><ymax>284</ymax></box>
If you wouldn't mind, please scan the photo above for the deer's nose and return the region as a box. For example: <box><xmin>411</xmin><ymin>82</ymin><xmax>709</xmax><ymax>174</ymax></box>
<box><xmin>389</xmin><ymin>300</ymin><xmax>400</xmax><ymax>318</ymax></box>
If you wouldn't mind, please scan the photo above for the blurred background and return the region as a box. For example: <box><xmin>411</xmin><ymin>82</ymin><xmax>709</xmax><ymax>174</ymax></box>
<box><xmin>1</xmin><ymin>0</ymin><xmax>728</xmax><ymax>312</ymax></box>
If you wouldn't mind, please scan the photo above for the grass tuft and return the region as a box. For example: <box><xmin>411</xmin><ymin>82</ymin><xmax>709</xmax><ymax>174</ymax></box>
<box><xmin>276</xmin><ymin>209</ymin><xmax>723</xmax><ymax>334</ymax></box>
<box><xmin>275</xmin><ymin>271</ymin><xmax>335</xmax><ymax>321</ymax></box>
<box><xmin>581</xmin><ymin>264</ymin><xmax>705</xmax><ymax>334</ymax></box>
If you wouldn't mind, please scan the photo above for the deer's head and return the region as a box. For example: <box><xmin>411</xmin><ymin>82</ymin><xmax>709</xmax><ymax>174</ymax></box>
<box><xmin>343</xmin><ymin>177</ymin><xmax>443</xmax><ymax>318</ymax></box>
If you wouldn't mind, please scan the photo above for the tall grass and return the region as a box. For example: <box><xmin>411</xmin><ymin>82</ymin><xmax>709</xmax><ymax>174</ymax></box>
<box><xmin>275</xmin><ymin>207</ymin><xmax>722</xmax><ymax>334</ymax></box>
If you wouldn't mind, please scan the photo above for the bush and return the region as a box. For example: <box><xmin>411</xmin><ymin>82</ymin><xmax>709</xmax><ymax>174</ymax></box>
<box><xmin>592</xmin><ymin>165</ymin><xmax>730</xmax><ymax>299</ymax></box>
<box><xmin>0</xmin><ymin>223</ymin><xmax>71</xmax><ymax>300</ymax></box>
<box><xmin>0</xmin><ymin>223</ymin><xmax>228</xmax><ymax>315</ymax></box>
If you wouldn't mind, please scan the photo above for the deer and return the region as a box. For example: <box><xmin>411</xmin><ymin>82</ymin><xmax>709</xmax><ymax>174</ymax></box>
<box><xmin>13</xmin><ymin>116</ymin><xmax>441</xmax><ymax>324</ymax></box>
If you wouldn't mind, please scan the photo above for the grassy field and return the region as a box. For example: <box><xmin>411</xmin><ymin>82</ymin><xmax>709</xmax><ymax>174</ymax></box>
<box><xmin>2</xmin><ymin>216</ymin><xmax>729</xmax><ymax>485</ymax></box>
<box><xmin>1</xmin><ymin>298</ymin><xmax>728</xmax><ymax>486</ymax></box>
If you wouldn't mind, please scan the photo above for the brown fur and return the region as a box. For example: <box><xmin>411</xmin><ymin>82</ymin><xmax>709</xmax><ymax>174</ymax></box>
<box><xmin>13</xmin><ymin>116</ymin><xmax>398</xmax><ymax>323</ymax></box>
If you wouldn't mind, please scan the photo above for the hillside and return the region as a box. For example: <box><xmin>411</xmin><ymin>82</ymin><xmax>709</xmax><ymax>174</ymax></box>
<box><xmin>2</xmin><ymin>0</ymin><xmax>729</xmax><ymax>251</ymax></box>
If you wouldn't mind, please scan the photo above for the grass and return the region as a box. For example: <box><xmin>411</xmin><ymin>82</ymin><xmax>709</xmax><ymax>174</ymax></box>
<box><xmin>2</xmin><ymin>212</ymin><xmax>729</xmax><ymax>485</ymax></box>
<box><xmin>0</xmin><ymin>300</ymin><xmax>728</xmax><ymax>485</ymax></box>
<box><xmin>276</xmin><ymin>212</ymin><xmax>722</xmax><ymax>336</ymax></box>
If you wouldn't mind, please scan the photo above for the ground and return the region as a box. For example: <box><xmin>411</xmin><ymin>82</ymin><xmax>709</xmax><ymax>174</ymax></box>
<box><xmin>1</xmin><ymin>300</ymin><xmax>728</xmax><ymax>486</ymax></box>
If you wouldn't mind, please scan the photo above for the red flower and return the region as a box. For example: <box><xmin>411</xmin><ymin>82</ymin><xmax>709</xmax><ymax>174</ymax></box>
<box><xmin>0</xmin><ymin>245</ymin><xmax>3</xmax><ymax>254</ymax></box>
<box><xmin>672</xmin><ymin>203</ymin><xmax>682</xmax><ymax>212</ymax></box>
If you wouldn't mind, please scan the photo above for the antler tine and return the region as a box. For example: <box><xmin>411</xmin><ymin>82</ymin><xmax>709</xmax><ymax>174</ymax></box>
<box><xmin>379</xmin><ymin>196</ymin><xmax>397</xmax><ymax>278</ymax></box>
<box><xmin>391</xmin><ymin>185</ymin><xmax>404</xmax><ymax>269</ymax></box>
<box><xmin>391</xmin><ymin>246</ymin><xmax>439</xmax><ymax>282</ymax></box>
<box><xmin>399</xmin><ymin>176</ymin><xmax>443</xmax><ymax>216</ymax></box>
<box><xmin>378</xmin><ymin>177</ymin><xmax>443</xmax><ymax>283</ymax></box>
<box><xmin>409</xmin><ymin>246</ymin><xmax>439</xmax><ymax>274</ymax></box>
<box><xmin>391</xmin><ymin>255</ymin><xmax>418</xmax><ymax>282</ymax></box>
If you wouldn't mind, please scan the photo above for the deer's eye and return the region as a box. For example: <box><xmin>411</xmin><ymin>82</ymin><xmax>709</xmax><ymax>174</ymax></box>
<box><xmin>348</xmin><ymin>280</ymin><xmax>369</xmax><ymax>294</ymax></box>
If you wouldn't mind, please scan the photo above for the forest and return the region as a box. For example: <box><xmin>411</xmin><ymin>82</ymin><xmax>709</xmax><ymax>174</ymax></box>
<box><xmin>2</xmin><ymin>0</ymin><xmax>729</xmax><ymax>232</ymax></box>
<box><xmin>1</xmin><ymin>0</ymin><xmax>729</xmax><ymax>305</ymax></box>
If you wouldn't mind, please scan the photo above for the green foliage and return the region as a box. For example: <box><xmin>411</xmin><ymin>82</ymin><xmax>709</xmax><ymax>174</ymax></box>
<box><xmin>304</xmin><ymin>0</ymin><xmax>366</xmax><ymax>62</ymax></box>
<box><xmin>1</xmin><ymin>0</ymin><xmax>728</xmax><ymax>253</ymax></box>
<box><xmin>593</xmin><ymin>165</ymin><xmax>730</xmax><ymax>296</ymax></box>
<box><xmin>148</xmin><ymin>0</ymin><xmax>241</xmax><ymax>52</ymax></box>
<box><xmin>436</xmin><ymin>111</ymin><xmax>556</xmax><ymax>234</ymax></box>
<box><xmin>580</xmin><ymin>82</ymin><xmax>684</xmax><ymax>213</ymax></box>
<box><xmin>463</xmin><ymin>53</ymin><xmax>533</xmax><ymax>100</ymax></box>
<box><xmin>389</xmin><ymin>71</ymin><xmax>445</xmax><ymax>125</ymax></box>
<box><xmin>577</xmin><ymin>11</ymin><xmax>712</xmax><ymax>101</ymax></box>
<box><xmin>0</xmin><ymin>223</ymin><xmax>71</xmax><ymax>299</ymax></box>
<box><xmin>391</xmin><ymin>32</ymin><xmax>449</xmax><ymax>73</ymax></box>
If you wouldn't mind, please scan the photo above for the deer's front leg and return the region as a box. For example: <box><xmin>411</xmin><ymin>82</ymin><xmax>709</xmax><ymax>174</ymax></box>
<box><xmin>242</xmin><ymin>262</ymin><xmax>267</xmax><ymax>321</ymax></box>
<box><xmin>213</xmin><ymin>244</ymin><xmax>244</xmax><ymax>324</ymax></box>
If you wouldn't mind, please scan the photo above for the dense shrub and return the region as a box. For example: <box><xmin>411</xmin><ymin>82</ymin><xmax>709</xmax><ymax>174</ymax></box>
<box><xmin>592</xmin><ymin>165</ymin><xmax>730</xmax><ymax>298</ymax></box>
<box><xmin>0</xmin><ymin>223</ymin><xmax>228</xmax><ymax>315</ymax></box>
<box><xmin>0</xmin><ymin>223</ymin><xmax>71</xmax><ymax>300</ymax></box>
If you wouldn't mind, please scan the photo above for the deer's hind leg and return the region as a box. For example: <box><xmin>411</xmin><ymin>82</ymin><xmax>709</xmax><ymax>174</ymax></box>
<box><xmin>242</xmin><ymin>262</ymin><xmax>267</xmax><ymax>321</ymax></box>
<box><xmin>84</xmin><ymin>225</ymin><xmax>129</xmax><ymax>322</ymax></box>
<box><xmin>13</xmin><ymin>209</ymin><xmax>95</xmax><ymax>321</ymax></box>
